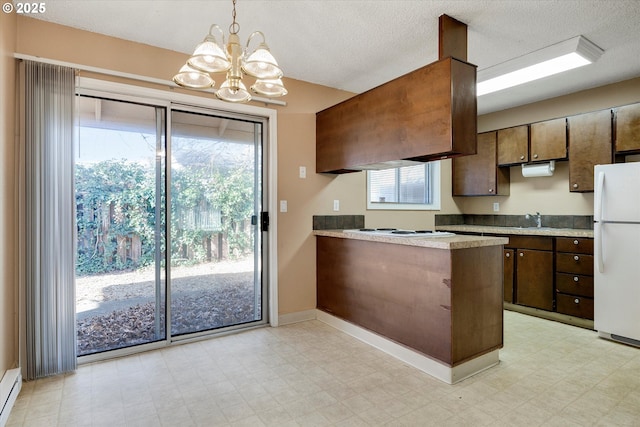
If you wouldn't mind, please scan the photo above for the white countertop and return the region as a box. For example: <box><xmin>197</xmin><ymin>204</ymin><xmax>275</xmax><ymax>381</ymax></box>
<box><xmin>435</xmin><ymin>225</ymin><xmax>593</xmax><ymax>238</ymax></box>
<box><xmin>313</xmin><ymin>230</ymin><xmax>509</xmax><ymax>250</ymax></box>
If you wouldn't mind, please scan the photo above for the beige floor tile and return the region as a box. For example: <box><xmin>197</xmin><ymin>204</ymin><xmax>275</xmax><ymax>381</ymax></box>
<box><xmin>8</xmin><ymin>311</ymin><xmax>640</xmax><ymax>427</ymax></box>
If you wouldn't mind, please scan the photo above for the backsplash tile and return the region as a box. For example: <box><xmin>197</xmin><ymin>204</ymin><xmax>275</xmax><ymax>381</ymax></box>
<box><xmin>436</xmin><ymin>214</ymin><xmax>593</xmax><ymax>230</ymax></box>
<box><xmin>313</xmin><ymin>215</ymin><xmax>365</xmax><ymax>230</ymax></box>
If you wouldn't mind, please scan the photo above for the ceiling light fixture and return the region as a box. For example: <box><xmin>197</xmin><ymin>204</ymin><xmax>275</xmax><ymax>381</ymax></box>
<box><xmin>173</xmin><ymin>0</ymin><xmax>287</xmax><ymax>103</ymax></box>
<box><xmin>477</xmin><ymin>36</ymin><xmax>603</xmax><ymax>96</ymax></box>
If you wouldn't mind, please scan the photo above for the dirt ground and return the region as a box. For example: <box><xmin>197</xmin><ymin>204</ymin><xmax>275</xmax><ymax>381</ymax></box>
<box><xmin>76</xmin><ymin>257</ymin><xmax>260</xmax><ymax>355</ymax></box>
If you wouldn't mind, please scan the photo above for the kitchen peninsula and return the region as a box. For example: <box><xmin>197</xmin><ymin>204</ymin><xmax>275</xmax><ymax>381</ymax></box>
<box><xmin>314</xmin><ymin>230</ymin><xmax>508</xmax><ymax>384</ymax></box>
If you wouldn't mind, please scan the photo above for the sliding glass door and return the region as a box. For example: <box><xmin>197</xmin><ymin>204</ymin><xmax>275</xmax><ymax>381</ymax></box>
<box><xmin>170</xmin><ymin>109</ymin><xmax>265</xmax><ymax>337</ymax></box>
<box><xmin>75</xmin><ymin>96</ymin><xmax>166</xmax><ymax>356</ymax></box>
<box><xmin>75</xmin><ymin>95</ymin><xmax>268</xmax><ymax>357</ymax></box>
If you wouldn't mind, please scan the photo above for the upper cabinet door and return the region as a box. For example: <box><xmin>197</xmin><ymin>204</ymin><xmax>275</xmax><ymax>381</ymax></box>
<box><xmin>497</xmin><ymin>125</ymin><xmax>529</xmax><ymax>166</ymax></box>
<box><xmin>530</xmin><ymin>118</ymin><xmax>568</xmax><ymax>161</ymax></box>
<box><xmin>614</xmin><ymin>103</ymin><xmax>640</xmax><ymax>154</ymax></box>
<box><xmin>453</xmin><ymin>131</ymin><xmax>510</xmax><ymax>196</ymax></box>
<box><xmin>568</xmin><ymin>110</ymin><xmax>612</xmax><ymax>192</ymax></box>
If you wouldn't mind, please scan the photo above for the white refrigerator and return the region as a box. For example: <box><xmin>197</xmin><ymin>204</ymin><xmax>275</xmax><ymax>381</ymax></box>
<box><xmin>594</xmin><ymin>162</ymin><xmax>640</xmax><ymax>347</ymax></box>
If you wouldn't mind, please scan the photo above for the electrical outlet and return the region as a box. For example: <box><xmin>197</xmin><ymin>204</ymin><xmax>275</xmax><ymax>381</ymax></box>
<box><xmin>333</xmin><ymin>200</ymin><xmax>340</xmax><ymax>211</ymax></box>
<box><xmin>280</xmin><ymin>200</ymin><xmax>288</xmax><ymax>212</ymax></box>
<box><xmin>493</xmin><ymin>202</ymin><xmax>500</xmax><ymax>212</ymax></box>
<box><xmin>299</xmin><ymin>166</ymin><xmax>306</xmax><ymax>179</ymax></box>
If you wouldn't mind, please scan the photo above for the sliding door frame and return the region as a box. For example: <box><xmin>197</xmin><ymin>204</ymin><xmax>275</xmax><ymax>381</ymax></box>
<box><xmin>75</xmin><ymin>78</ymin><xmax>279</xmax><ymax>363</ymax></box>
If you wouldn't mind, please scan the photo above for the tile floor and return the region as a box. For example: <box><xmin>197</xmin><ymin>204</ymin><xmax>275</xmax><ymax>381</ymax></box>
<box><xmin>7</xmin><ymin>311</ymin><xmax>640</xmax><ymax>426</ymax></box>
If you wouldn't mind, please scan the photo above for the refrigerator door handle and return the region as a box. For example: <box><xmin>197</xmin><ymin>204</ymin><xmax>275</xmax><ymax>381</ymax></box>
<box><xmin>595</xmin><ymin>171</ymin><xmax>605</xmax><ymax>222</ymax></box>
<box><xmin>595</xmin><ymin>222</ymin><xmax>604</xmax><ymax>273</ymax></box>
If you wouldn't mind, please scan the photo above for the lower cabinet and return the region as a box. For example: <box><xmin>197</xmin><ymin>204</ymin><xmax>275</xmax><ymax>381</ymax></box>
<box><xmin>504</xmin><ymin>249</ymin><xmax>515</xmax><ymax>303</ymax></box>
<box><xmin>506</xmin><ymin>235</ymin><xmax>593</xmax><ymax>319</ymax></box>
<box><xmin>555</xmin><ymin>237</ymin><xmax>594</xmax><ymax>320</ymax></box>
<box><xmin>515</xmin><ymin>248</ymin><xmax>554</xmax><ymax>311</ymax></box>
<box><xmin>447</xmin><ymin>230</ymin><xmax>594</xmax><ymax>322</ymax></box>
<box><xmin>505</xmin><ymin>236</ymin><xmax>554</xmax><ymax>311</ymax></box>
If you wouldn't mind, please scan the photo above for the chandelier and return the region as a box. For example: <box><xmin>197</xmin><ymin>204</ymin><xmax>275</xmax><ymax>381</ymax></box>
<box><xmin>173</xmin><ymin>0</ymin><xmax>287</xmax><ymax>103</ymax></box>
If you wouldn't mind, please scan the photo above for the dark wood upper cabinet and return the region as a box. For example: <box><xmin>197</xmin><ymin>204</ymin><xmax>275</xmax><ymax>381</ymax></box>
<box><xmin>614</xmin><ymin>102</ymin><xmax>640</xmax><ymax>153</ymax></box>
<box><xmin>530</xmin><ymin>117</ymin><xmax>568</xmax><ymax>161</ymax></box>
<box><xmin>316</xmin><ymin>57</ymin><xmax>477</xmax><ymax>173</ymax></box>
<box><xmin>453</xmin><ymin>131</ymin><xmax>510</xmax><ymax>196</ymax></box>
<box><xmin>497</xmin><ymin>125</ymin><xmax>529</xmax><ymax>166</ymax></box>
<box><xmin>568</xmin><ymin>110</ymin><xmax>612</xmax><ymax>192</ymax></box>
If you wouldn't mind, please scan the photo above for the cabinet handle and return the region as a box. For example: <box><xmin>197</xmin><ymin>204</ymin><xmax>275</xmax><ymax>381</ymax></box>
<box><xmin>533</xmin><ymin>154</ymin><xmax>538</xmax><ymax>159</ymax></box>
<box><xmin>520</xmin><ymin>155</ymin><xmax>525</xmax><ymax>160</ymax></box>
<box><xmin>489</xmin><ymin>189</ymin><xmax>494</xmax><ymax>193</ymax></box>
<box><xmin>506</xmin><ymin>252</ymin><xmax>511</xmax><ymax>258</ymax></box>
<box><xmin>519</xmin><ymin>252</ymin><xmax>524</xmax><ymax>257</ymax></box>
<box><xmin>573</xmin><ymin>240</ymin><xmax>579</xmax><ymax>245</ymax></box>
<box><xmin>574</xmin><ymin>298</ymin><xmax>580</xmax><ymax>304</ymax></box>
<box><xmin>574</xmin><ymin>276</ymin><xmax>579</xmax><ymax>282</ymax></box>
<box><xmin>574</xmin><ymin>255</ymin><xmax>580</xmax><ymax>261</ymax></box>
<box><xmin>573</xmin><ymin>183</ymin><xmax>579</xmax><ymax>189</ymax></box>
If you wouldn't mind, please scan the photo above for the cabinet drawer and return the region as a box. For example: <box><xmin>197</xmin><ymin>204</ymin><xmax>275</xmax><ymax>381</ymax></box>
<box><xmin>556</xmin><ymin>273</ymin><xmax>594</xmax><ymax>298</ymax></box>
<box><xmin>556</xmin><ymin>293</ymin><xmax>594</xmax><ymax>320</ymax></box>
<box><xmin>506</xmin><ymin>235</ymin><xmax>553</xmax><ymax>251</ymax></box>
<box><xmin>556</xmin><ymin>237</ymin><xmax>593</xmax><ymax>254</ymax></box>
<box><xmin>556</xmin><ymin>253</ymin><xmax>594</xmax><ymax>275</ymax></box>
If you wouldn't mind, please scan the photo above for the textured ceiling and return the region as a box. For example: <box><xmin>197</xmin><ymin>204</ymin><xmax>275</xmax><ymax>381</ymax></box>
<box><xmin>25</xmin><ymin>0</ymin><xmax>640</xmax><ymax>114</ymax></box>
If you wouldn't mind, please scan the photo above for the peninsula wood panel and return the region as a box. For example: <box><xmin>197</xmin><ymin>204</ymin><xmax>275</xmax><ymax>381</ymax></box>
<box><xmin>316</xmin><ymin>57</ymin><xmax>477</xmax><ymax>173</ymax></box>
<box><xmin>316</xmin><ymin>236</ymin><xmax>503</xmax><ymax>366</ymax></box>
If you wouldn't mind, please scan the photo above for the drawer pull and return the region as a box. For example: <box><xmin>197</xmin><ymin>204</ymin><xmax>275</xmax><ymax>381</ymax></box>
<box><xmin>573</xmin><ymin>240</ymin><xmax>579</xmax><ymax>245</ymax></box>
<box><xmin>574</xmin><ymin>276</ymin><xmax>579</xmax><ymax>282</ymax></box>
<box><xmin>574</xmin><ymin>298</ymin><xmax>580</xmax><ymax>304</ymax></box>
<box><xmin>574</xmin><ymin>255</ymin><xmax>580</xmax><ymax>261</ymax></box>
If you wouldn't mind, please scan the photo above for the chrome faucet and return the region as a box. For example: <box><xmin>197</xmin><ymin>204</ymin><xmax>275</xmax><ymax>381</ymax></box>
<box><xmin>526</xmin><ymin>212</ymin><xmax>542</xmax><ymax>228</ymax></box>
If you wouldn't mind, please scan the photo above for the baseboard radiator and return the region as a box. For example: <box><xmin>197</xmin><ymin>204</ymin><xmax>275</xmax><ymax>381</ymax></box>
<box><xmin>0</xmin><ymin>368</ymin><xmax>22</xmax><ymax>427</ymax></box>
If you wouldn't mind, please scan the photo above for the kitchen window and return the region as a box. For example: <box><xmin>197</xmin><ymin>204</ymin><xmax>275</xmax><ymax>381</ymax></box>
<box><xmin>367</xmin><ymin>161</ymin><xmax>441</xmax><ymax>210</ymax></box>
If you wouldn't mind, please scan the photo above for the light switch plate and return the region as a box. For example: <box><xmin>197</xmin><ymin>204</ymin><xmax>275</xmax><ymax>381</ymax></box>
<box><xmin>333</xmin><ymin>200</ymin><xmax>340</xmax><ymax>211</ymax></box>
<box><xmin>280</xmin><ymin>200</ymin><xmax>288</xmax><ymax>212</ymax></box>
<box><xmin>493</xmin><ymin>202</ymin><xmax>500</xmax><ymax>212</ymax></box>
<box><xmin>299</xmin><ymin>166</ymin><xmax>306</xmax><ymax>179</ymax></box>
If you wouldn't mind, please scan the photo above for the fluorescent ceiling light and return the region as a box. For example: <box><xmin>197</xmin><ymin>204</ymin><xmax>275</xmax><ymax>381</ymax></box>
<box><xmin>477</xmin><ymin>36</ymin><xmax>603</xmax><ymax>96</ymax></box>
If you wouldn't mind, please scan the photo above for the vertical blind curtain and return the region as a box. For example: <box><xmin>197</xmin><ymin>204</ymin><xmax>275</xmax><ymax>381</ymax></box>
<box><xmin>23</xmin><ymin>61</ymin><xmax>76</xmax><ymax>379</ymax></box>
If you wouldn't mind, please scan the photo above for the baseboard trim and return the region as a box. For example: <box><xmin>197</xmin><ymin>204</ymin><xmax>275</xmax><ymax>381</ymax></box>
<box><xmin>315</xmin><ymin>309</ymin><xmax>499</xmax><ymax>384</ymax></box>
<box><xmin>504</xmin><ymin>303</ymin><xmax>594</xmax><ymax>330</ymax></box>
<box><xmin>277</xmin><ymin>309</ymin><xmax>317</xmax><ymax>326</ymax></box>
<box><xmin>0</xmin><ymin>368</ymin><xmax>22</xmax><ymax>427</ymax></box>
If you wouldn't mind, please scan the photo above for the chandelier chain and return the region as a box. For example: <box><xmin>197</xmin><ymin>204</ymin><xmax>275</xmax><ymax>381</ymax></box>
<box><xmin>229</xmin><ymin>0</ymin><xmax>240</xmax><ymax>34</ymax></box>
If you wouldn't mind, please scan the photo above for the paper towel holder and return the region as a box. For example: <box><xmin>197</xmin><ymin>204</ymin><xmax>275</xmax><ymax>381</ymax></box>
<box><xmin>522</xmin><ymin>161</ymin><xmax>555</xmax><ymax>177</ymax></box>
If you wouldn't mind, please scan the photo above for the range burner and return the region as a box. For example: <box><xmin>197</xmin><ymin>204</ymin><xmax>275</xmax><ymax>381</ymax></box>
<box><xmin>344</xmin><ymin>228</ymin><xmax>455</xmax><ymax>238</ymax></box>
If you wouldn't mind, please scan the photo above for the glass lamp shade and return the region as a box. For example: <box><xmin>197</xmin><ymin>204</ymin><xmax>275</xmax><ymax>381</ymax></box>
<box><xmin>251</xmin><ymin>78</ymin><xmax>288</xmax><ymax>97</ymax></box>
<box><xmin>187</xmin><ymin>40</ymin><xmax>231</xmax><ymax>73</ymax></box>
<box><xmin>173</xmin><ymin>64</ymin><xmax>215</xmax><ymax>89</ymax></box>
<box><xmin>216</xmin><ymin>78</ymin><xmax>251</xmax><ymax>103</ymax></box>
<box><xmin>242</xmin><ymin>44</ymin><xmax>283</xmax><ymax>79</ymax></box>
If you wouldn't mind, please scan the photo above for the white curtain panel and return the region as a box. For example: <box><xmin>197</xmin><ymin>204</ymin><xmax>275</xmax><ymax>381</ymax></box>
<box><xmin>23</xmin><ymin>61</ymin><xmax>76</xmax><ymax>379</ymax></box>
